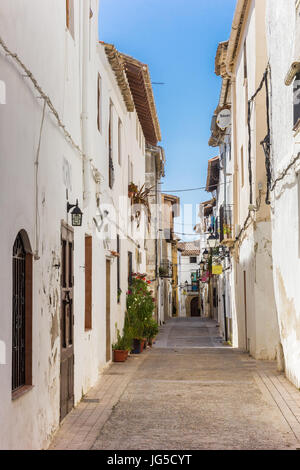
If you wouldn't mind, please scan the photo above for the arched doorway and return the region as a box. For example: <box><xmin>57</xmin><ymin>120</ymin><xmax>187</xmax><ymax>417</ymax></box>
<box><xmin>190</xmin><ymin>297</ymin><xmax>200</xmax><ymax>317</ymax></box>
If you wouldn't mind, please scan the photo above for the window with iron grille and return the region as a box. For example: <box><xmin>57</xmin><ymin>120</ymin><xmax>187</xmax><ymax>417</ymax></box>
<box><xmin>12</xmin><ymin>232</ymin><xmax>32</xmax><ymax>394</ymax></box>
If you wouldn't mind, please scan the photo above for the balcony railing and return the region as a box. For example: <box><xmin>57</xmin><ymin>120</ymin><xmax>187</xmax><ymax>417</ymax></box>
<box><xmin>185</xmin><ymin>283</ymin><xmax>199</xmax><ymax>293</ymax></box>
<box><xmin>159</xmin><ymin>260</ymin><xmax>173</xmax><ymax>278</ymax></box>
<box><xmin>218</xmin><ymin>205</ymin><xmax>233</xmax><ymax>242</ymax></box>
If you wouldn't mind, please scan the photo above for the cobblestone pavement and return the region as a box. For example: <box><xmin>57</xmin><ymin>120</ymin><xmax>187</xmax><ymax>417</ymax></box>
<box><xmin>50</xmin><ymin>318</ymin><xmax>300</xmax><ymax>450</ymax></box>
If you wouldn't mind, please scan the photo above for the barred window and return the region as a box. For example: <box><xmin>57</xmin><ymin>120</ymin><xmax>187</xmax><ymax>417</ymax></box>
<box><xmin>12</xmin><ymin>231</ymin><xmax>33</xmax><ymax>396</ymax></box>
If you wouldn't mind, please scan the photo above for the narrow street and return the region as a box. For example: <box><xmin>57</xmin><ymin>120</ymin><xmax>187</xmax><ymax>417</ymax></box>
<box><xmin>50</xmin><ymin>319</ymin><xmax>300</xmax><ymax>450</ymax></box>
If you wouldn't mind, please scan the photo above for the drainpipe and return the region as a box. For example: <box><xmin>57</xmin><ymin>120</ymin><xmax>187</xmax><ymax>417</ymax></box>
<box><xmin>82</xmin><ymin>0</ymin><xmax>91</xmax><ymax>208</ymax></box>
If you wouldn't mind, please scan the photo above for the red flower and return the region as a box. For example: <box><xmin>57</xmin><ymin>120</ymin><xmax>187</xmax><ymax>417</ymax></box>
<box><xmin>147</xmin><ymin>280</ymin><xmax>151</xmax><ymax>284</ymax></box>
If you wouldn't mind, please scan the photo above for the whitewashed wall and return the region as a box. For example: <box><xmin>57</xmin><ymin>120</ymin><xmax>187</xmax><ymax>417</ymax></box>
<box><xmin>266</xmin><ymin>0</ymin><xmax>300</xmax><ymax>387</ymax></box>
<box><xmin>0</xmin><ymin>0</ymin><xmax>148</xmax><ymax>449</ymax></box>
<box><xmin>230</xmin><ymin>0</ymin><xmax>280</xmax><ymax>359</ymax></box>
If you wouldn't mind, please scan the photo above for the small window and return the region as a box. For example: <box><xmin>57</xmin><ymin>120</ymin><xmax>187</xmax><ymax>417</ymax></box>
<box><xmin>97</xmin><ymin>74</ymin><xmax>102</xmax><ymax>133</ymax></box>
<box><xmin>190</xmin><ymin>257</ymin><xmax>197</xmax><ymax>264</ymax></box>
<box><xmin>108</xmin><ymin>102</ymin><xmax>114</xmax><ymax>189</ymax></box>
<box><xmin>118</xmin><ymin>118</ymin><xmax>122</xmax><ymax>165</ymax></box>
<box><xmin>66</xmin><ymin>0</ymin><xmax>75</xmax><ymax>38</ymax></box>
<box><xmin>85</xmin><ymin>236</ymin><xmax>92</xmax><ymax>330</ymax></box>
<box><xmin>294</xmin><ymin>72</ymin><xmax>300</xmax><ymax>128</ymax></box>
<box><xmin>241</xmin><ymin>146</ymin><xmax>244</xmax><ymax>188</ymax></box>
<box><xmin>128</xmin><ymin>251</ymin><xmax>133</xmax><ymax>286</ymax></box>
<box><xmin>243</xmin><ymin>40</ymin><xmax>248</xmax><ymax>81</ymax></box>
<box><xmin>117</xmin><ymin>235</ymin><xmax>121</xmax><ymax>303</ymax></box>
<box><xmin>12</xmin><ymin>231</ymin><xmax>33</xmax><ymax>395</ymax></box>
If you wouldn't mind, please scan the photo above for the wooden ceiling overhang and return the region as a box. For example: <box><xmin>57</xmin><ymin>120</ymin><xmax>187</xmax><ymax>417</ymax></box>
<box><xmin>120</xmin><ymin>53</ymin><xmax>161</xmax><ymax>146</ymax></box>
<box><xmin>101</xmin><ymin>42</ymin><xmax>135</xmax><ymax>113</ymax></box>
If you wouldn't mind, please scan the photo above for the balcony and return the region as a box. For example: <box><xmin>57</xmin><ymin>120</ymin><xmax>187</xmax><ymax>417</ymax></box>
<box><xmin>185</xmin><ymin>283</ymin><xmax>199</xmax><ymax>293</ymax></box>
<box><xmin>159</xmin><ymin>260</ymin><xmax>173</xmax><ymax>278</ymax></box>
<box><xmin>218</xmin><ymin>205</ymin><xmax>233</xmax><ymax>243</ymax></box>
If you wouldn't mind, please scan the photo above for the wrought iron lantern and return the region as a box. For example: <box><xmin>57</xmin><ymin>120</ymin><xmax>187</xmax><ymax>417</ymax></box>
<box><xmin>207</xmin><ymin>234</ymin><xmax>219</xmax><ymax>249</ymax></box>
<box><xmin>199</xmin><ymin>261</ymin><xmax>205</xmax><ymax>270</ymax></box>
<box><xmin>67</xmin><ymin>199</ymin><xmax>83</xmax><ymax>227</ymax></box>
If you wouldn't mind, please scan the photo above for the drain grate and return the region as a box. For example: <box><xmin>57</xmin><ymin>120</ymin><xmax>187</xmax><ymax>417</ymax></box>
<box><xmin>82</xmin><ymin>398</ymin><xmax>100</xmax><ymax>403</ymax></box>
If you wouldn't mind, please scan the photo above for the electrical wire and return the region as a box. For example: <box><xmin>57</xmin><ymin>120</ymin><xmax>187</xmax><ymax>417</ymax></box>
<box><xmin>0</xmin><ymin>35</ymin><xmax>101</xmax><ymax>178</ymax></box>
<box><xmin>160</xmin><ymin>181</ymin><xmax>230</xmax><ymax>193</ymax></box>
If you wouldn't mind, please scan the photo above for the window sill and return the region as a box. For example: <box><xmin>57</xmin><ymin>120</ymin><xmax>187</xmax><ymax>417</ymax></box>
<box><xmin>12</xmin><ymin>385</ymin><xmax>33</xmax><ymax>401</ymax></box>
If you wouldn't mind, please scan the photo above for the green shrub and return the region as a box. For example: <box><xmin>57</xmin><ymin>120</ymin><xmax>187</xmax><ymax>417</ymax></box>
<box><xmin>126</xmin><ymin>275</ymin><xmax>155</xmax><ymax>340</ymax></box>
<box><xmin>143</xmin><ymin>317</ymin><xmax>159</xmax><ymax>341</ymax></box>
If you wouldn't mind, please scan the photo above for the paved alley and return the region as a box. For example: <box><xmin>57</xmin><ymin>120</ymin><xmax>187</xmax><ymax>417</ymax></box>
<box><xmin>50</xmin><ymin>319</ymin><xmax>300</xmax><ymax>450</ymax></box>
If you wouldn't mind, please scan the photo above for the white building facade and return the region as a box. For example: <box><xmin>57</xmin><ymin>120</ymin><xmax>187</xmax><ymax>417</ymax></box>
<box><xmin>0</xmin><ymin>0</ymin><xmax>161</xmax><ymax>449</ymax></box>
<box><xmin>265</xmin><ymin>0</ymin><xmax>300</xmax><ymax>388</ymax></box>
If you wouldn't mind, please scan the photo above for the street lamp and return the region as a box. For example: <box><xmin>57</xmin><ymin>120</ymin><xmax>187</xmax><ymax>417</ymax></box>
<box><xmin>207</xmin><ymin>234</ymin><xmax>219</xmax><ymax>249</ymax></box>
<box><xmin>67</xmin><ymin>199</ymin><xmax>83</xmax><ymax>227</ymax></box>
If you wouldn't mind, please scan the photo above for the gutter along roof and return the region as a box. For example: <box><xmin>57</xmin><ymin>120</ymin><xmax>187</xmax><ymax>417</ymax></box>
<box><xmin>101</xmin><ymin>43</ymin><xmax>161</xmax><ymax>146</ymax></box>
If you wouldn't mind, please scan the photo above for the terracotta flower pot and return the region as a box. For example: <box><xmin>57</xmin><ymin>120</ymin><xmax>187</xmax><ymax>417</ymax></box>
<box><xmin>131</xmin><ymin>338</ymin><xmax>143</xmax><ymax>354</ymax></box>
<box><xmin>113</xmin><ymin>350</ymin><xmax>128</xmax><ymax>362</ymax></box>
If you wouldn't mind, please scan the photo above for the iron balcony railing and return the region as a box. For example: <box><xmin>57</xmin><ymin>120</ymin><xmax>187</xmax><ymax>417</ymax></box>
<box><xmin>217</xmin><ymin>205</ymin><xmax>233</xmax><ymax>242</ymax></box>
<box><xmin>159</xmin><ymin>259</ymin><xmax>173</xmax><ymax>278</ymax></box>
<box><xmin>185</xmin><ymin>283</ymin><xmax>199</xmax><ymax>293</ymax></box>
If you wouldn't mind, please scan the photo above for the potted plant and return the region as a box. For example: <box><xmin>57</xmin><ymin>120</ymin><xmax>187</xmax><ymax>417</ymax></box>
<box><xmin>112</xmin><ymin>323</ymin><xmax>132</xmax><ymax>362</ymax></box>
<box><xmin>131</xmin><ymin>184</ymin><xmax>153</xmax><ymax>224</ymax></box>
<box><xmin>128</xmin><ymin>182</ymin><xmax>138</xmax><ymax>199</ymax></box>
<box><xmin>126</xmin><ymin>274</ymin><xmax>155</xmax><ymax>354</ymax></box>
<box><xmin>143</xmin><ymin>317</ymin><xmax>159</xmax><ymax>347</ymax></box>
<box><xmin>159</xmin><ymin>266</ymin><xmax>167</xmax><ymax>277</ymax></box>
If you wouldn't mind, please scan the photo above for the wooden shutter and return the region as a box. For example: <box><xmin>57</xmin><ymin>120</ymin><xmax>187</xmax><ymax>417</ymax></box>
<box><xmin>85</xmin><ymin>236</ymin><xmax>92</xmax><ymax>330</ymax></box>
<box><xmin>97</xmin><ymin>74</ymin><xmax>101</xmax><ymax>132</ymax></box>
<box><xmin>294</xmin><ymin>73</ymin><xmax>300</xmax><ymax>127</ymax></box>
<box><xmin>117</xmin><ymin>235</ymin><xmax>120</xmax><ymax>303</ymax></box>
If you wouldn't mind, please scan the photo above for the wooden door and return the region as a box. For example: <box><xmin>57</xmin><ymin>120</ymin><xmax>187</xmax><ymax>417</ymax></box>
<box><xmin>106</xmin><ymin>260</ymin><xmax>111</xmax><ymax>362</ymax></box>
<box><xmin>60</xmin><ymin>223</ymin><xmax>74</xmax><ymax>421</ymax></box>
<box><xmin>243</xmin><ymin>270</ymin><xmax>248</xmax><ymax>352</ymax></box>
<box><xmin>191</xmin><ymin>297</ymin><xmax>200</xmax><ymax>317</ymax></box>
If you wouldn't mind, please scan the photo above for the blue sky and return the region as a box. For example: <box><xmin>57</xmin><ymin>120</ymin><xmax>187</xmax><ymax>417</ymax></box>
<box><xmin>99</xmin><ymin>0</ymin><xmax>236</xmax><ymax>238</ymax></box>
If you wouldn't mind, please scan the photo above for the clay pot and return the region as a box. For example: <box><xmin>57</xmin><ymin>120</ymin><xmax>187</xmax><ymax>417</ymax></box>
<box><xmin>131</xmin><ymin>339</ymin><xmax>143</xmax><ymax>354</ymax></box>
<box><xmin>113</xmin><ymin>350</ymin><xmax>128</xmax><ymax>362</ymax></box>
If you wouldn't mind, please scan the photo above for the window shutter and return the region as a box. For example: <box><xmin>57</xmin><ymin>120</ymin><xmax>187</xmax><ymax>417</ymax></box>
<box><xmin>294</xmin><ymin>73</ymin><xmax>300</xmax><ymax>127</ymax></box>
<box><xmin>85</xmin><ymin>236</ymin><xmax>92</xmax><ymax>330</ymax></box>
